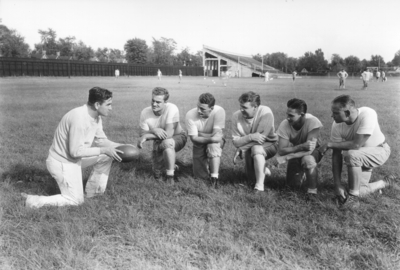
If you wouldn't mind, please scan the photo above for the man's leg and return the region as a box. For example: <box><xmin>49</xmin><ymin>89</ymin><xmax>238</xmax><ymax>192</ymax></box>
<box><xmin>250</xmin><ymin>145</ymin><xmax>267</xmax><ymax>191</ymax></box>
<box><xmin>159</xmin><ymin>132</ymin><xmax>187</xmax><ymax>181</ymax></box>
<box><xmin>286</xmin><ymin>158</ymin><xmax>304</xmax><ymax>188</ymax></box>
<box><xmin>24</xmin><ymin>156</ymin><xmax>85</xmax><ymax>208</ymax></box>
<box><xmin>207</xmin><ymin>143</ymin><xmax>223</xmax><ymax>187</ymax></box>
<box><xmin>83</xmin><ymin>154</ymin><xmax>113</xmax><ymax>198</ymax></box>
<box><xmin>192</xmin><ymin>144</ymin><xmax>209</xmax><ymax>179</ymax></box>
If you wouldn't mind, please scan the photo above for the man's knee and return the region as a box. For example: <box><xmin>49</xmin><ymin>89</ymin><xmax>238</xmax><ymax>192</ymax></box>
<box><xmin>250</xmin><ymin>145</ymin><xmax>265</xmax><ymax>157</ymax></box>
<box><xmin>207</xmin><ymin>143</ymin><xmax>222</xmax><ymax>158</ymax></box>
<box><xmin>343</xmin><ymin>150</ymin><xmax>363</xmax><ymax>167</ymax></box>
<box><xmin>159</xmin><ymin>138</ymin><xmax>176</xmax><ymax>151</ymax></box>
<box><xmin>301</xmin><ymin>155</ymin><xmax>318</xmax><ymax>169</ymax></box>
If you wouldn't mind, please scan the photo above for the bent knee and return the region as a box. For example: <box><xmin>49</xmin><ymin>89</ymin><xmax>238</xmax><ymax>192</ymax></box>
<box><xmin>250</xmin><ymin>145</ymin><xmax>266</xmax><ymax>157</ymax></box>
<box><xmin>159</xmin><ymin>138</ymin><xmax>175</xmax><ymax>151</ymax></box>
<box><xmin>343</xmin><ymin>150</ymin><xmax>363</xmax><ymax>167</ymax></box>
<box><xmin>207</xmin><ymin>143</ymin><xmax>222</xmax><ymax>158</ymax></box>
<box><xmin>301</xmin><ymin>155</ymin><xmax>317</xmax><ymax>169</ymax></box>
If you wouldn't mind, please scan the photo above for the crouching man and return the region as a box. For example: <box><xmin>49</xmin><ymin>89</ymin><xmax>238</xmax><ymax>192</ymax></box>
<box><xmin>319</xmin><ymin>95</ymin><xmax>393</xmax><ymax>208</ymax></box>
<box><xmin>23</xmin><ymin>87</ymin><xmax>124</xmax><ymax>208</ymax></box>
<box><xmin>231</xmin><ymin>91</ymin><xmax>278</xmax><ymax>194</ymax></box>
<box><xmin>137</xmin><ymin>87</ymin><xmax>187</xmax><ymax>184</ymax></box>
<box><xmin>185</xmin><ymin>93</ymin><xmax>226</xmax><ymax>187</ymax></box>
<box><xmin>272</xmin><ymin>98</ymin><xmax>324</xmax><ymax>201</ymax></box>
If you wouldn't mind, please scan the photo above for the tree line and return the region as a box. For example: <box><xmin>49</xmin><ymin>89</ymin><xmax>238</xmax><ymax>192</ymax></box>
<box><xmin>1</xmin><ymin>22</ymin><xmax>399</xmax><ymax>72</ymax></box>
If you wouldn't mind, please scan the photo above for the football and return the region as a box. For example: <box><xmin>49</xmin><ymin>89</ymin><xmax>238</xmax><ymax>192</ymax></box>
<box><xmin>116</xmin><ymin>144</ymin><xmax>140</xmax><ymax>162</ymax></box>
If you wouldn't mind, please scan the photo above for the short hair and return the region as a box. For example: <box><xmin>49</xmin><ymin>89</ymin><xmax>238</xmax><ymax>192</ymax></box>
<box><xmin>88</xmin><ymin>87</ymin><xmax>112</xmax><ymax>105</ymax></box>
<box><xmin>152</xmin><ymin>87</ymin><xmax>169</xmax><ymax>101</ymax></box>
<box><xmin>238</xmin><ymin>91</ymin><xmax>260</xmax><ymax>107</ymax></box>
<box><xmin>198</xmin><ymin>93</ymin><xmax>215</xmax><ymax>107</ymax></box>
<box><xmin>332</xmin><ymin>95</ymin><xmax>355</xmax><ymax>109</ymax></box>
<box><xmin>287</xmin><ymin>98</ymin><xmax>307</xmax><ymax>114</ymax></box>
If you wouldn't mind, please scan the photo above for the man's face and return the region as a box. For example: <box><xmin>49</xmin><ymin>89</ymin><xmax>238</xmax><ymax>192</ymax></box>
<box><xmin>286</xmin><ymin>108</ymin><xmax>303</xmax><ymax>126</ymax></box>
<box><xmin>240</xmin><ymin>102</ymin><xmax>257</xmax><ymax>119</ymax></box>
<box><xmin>151</xmin><ymin>95</ymin><xmax>166</xmax><ymax>113</ymax></box>
<box><xmin>97</xmin><ymin>98</ymin><xmax>113</xmax><ymax>117</ymax></box>
<box><xmin>331</xmin><ymin>103</ymin><xmax>347</xmax><ymax>123</ymax></box>
<box><xmin>197</xmin><ymin>102</ymin><xmax>213</xmax><ymax>119</ymax></box>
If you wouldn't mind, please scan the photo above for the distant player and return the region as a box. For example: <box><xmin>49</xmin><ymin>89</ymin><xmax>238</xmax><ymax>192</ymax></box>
<box><xmin>375</xmin><ymin>70</ymin><xmax>381</xmax><ymax>81</ymax></box>
<box><xmin>319</xmin><ymin>95</ymin><xmax>394</xmax><ymax>208</ymax></box>
<box><xmin>292</xmin><ymin>71</ymin><xmax>297</xmax><ymax>81</ymax></box>
<box><xmin>361</xmin><ymin>69</ymin><xmax>370</xmax><ymax>90</ymax></box>
<box><xmin>157</xmin><ymin>69</ymin><xmax>162</xmax><ymax>80</ymax></box>
<box><xmin>22</xmin><ymin>87</ymin><xmax>124</xmax><ymax>208</ymax></box>
<box><xmin>223</xmin><ymin>70</ymin><xmax>230</xmax><ymax>87</ymax></box>
<box><xmin>272</xmin><ymin>98</ymin><xmax>323</xmax><ymax>202</ymax></box>
<box><xmin>178</xmin><ymin>69</ymin><xmax>182</xmax><ymax>83</ymax></box>
<box><xmin>231</xmin><ymin>91</ymin><xmax>278</xmax><ymax>194</ymax></box>
<box><xmin>137</xmin><ymin>87</ymin><xmax>187</xmax><ymax>184</ymax></box>
<box><xmin>381</xmin><ymin>70</ymin><xmax>386</xmax><ymax>82</ymax></box>
<box><xmin>337</xmin><ymin>69</ymin><xmax>349</xmax><ymax>89</ymax></box>
<box><xmin>185</xmin><ymin>93</ymin><xmax>226</xmax><ymax>187</ymax></box>
<box><xmin>115</xmin><ymin>69</ymin><xmax>120</xmax><ymax>78</ymax></box>
<box><xmin>265</xmin><ymin>71</ymin><xmax>269</xmax><ymax>82</ymax></box>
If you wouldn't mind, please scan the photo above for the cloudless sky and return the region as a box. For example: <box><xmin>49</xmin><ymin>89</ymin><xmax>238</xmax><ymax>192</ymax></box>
<box><xmin>1</xmin><ymin>0</ymin><xmax>399</xmax><ymax>62</ymax></box>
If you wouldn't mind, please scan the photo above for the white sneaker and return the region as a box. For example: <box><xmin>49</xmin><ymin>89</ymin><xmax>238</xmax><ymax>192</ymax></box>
<box><xmin>264</xmin><ymin>167</ymin><xmax>271</xmax><ymax>176</ymax></box>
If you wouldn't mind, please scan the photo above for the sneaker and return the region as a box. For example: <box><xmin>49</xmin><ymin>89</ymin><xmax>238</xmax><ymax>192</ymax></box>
<box><xmin>332</xmin><ymin>195</ymin><xmax>346</xmax><ymax>206</ymax></box>
<box><xmin>383</xmin><ymin>174</ymin><xmax>398</xmax><ymax>188</ymax></box>
<box><xmin>251</xmin><ymin>189</ymin><xmax>264</xmax><ymax>195</ymax></box>
<box><xmin>153</xmin><ymin>170</ymin><xmax>162</xmax><ymax>181</ymax></box>
<box><xmin>341</xmin><ymin>195</ymin><xmax>360</xmax><ymax>209</ymax></box>
<box><xmin>210</xmin><ymin>177</ymin><xmax>219</xmax><ymax>189</ymax></box>
<box><xmin>305</xmin><ymin>193</ymin><xmax>320</xmax><ymax>203</ymax></box>
<box><xmin>165</xmin><ymin>175</ymin><xmax>175</xmax><ymax>186</ymax></box>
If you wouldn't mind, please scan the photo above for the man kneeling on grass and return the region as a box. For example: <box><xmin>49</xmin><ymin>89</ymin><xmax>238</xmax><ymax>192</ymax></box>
<box><xmin>319</xmin><ymin>95</ymin><xmax>395</xmax><ymax>209</ymax></box>
<box><xmin>23</xmin><ymin>87</ymin><xmax>124</xmax><ymax>208</ymax></box>
<box><xmin>271</xmin><ymin>98</ymin><xmax>324</xmax><ymax>202</ymax></box>
<box><xmin>137</xmin><ymin>87</ymin><xmax>187</xmax><ymax>184</ymax></box>
<box><xmin>185</xmin><ymin>93</ymin><xmax>226</xmax><ymax>188</ymax></box>
<box><xmin>231</xmin><ymin>91</ymin><xmax>278</xmax><ymax>194</ymax></box>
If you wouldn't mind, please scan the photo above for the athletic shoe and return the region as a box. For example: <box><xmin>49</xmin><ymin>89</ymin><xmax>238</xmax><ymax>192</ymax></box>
<box><xmin>383</xmin><ymin>174</ymin><xmax>398</xmax><ymax>188</ymax></box>
<box><xmin>251</xmin><ymin>189</ymin><xmax>264</xmax><ymax>195</ymax></box>
<box><xmin>210</xmin><ymin>177</ymin><xmax>219</xmax><ymax>189</ymax></box>
<box><xmin>165</xmin><ymin>175</ymin><xmax>175</xmax><ymax>186</ymax></box>
<box><xmin>153</xmin><ymin>170</ymin><xmax>162</xmax><ymax>181</ymax></box>
<box><xmin>332</xmin><ymin>195</ymin><xmax>347</xmax><ymax>206</ymax></box>
<box><xmin>341</xmin><ymin>195</ymin><xmax>360</xmax><ymax>209</ymax></box>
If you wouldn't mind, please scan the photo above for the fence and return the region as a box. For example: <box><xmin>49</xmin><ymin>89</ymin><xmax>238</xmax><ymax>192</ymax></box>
<box><xmin>0</xmin><ymin>57</ymin><xmax>204</xmax><ymax>77</ymax></box>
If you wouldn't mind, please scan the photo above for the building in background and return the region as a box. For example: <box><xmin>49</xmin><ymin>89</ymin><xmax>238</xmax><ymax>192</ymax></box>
<box><xmin>202</xmin><ymin>45</ymin><xmax>278</xmax><ymax>78</ymax></box>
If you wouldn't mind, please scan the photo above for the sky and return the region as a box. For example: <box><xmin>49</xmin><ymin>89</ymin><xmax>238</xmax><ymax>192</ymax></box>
<box><xmin>1</xmin><ymin>0</ymin><xmax>399</xmax><ymax>62</ymax></box>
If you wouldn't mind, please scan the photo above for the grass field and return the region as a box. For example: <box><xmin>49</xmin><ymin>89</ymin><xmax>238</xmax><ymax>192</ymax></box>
<box><xmin>0</xmin><ymin>76</ymin><xmax>399</xmax><ymax>270</ymax></box>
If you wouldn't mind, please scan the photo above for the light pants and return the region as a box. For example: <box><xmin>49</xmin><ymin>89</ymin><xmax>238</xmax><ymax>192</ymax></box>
<box><xmin>192</xmin><ymin>142</ymin><xmax>222</xmax><ymax>179</ymax></box>
<box><xmin>25</xmin><ymin>154</ymin><xmax>113</xmax><ymax>208</ymax></box>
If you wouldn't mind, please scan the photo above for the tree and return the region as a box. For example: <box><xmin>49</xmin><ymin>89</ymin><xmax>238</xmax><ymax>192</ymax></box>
<box><xmin>73</xmin><ymin>41</ymin><xmax>95</xmax><ymax>61</ymax></box>
<box><xmin>391</xmin><ymin>50</ymin><xmax>400</xmax><ymax>66</ymax></box>
<box><xmin>297</xmin><ymin>49</ymin><xmax>328</xmax><ymax>73</ymax></box>
<box><xmin>330</xmin><ymin>54</ymin><xmax>344</xmax><ymax>72</ymax></box>
<box><xmin>0</xmin><ymin>24</ymin><xmax>30</xmax><ymax>57</ymax></box>
<box><xmin>344</xmin><ymin>55</ymin><xmax>361</xmax><ymax>73</ymax></box>
<box><xmin>369</xmin><ymin>55</ymin><xmax>385</xmax><ymax>67</ymax></box>
<box><xmin>108</xmin><ymin>49</ymin><xmax>124</xmax><ymax>63</ymax></box>
<box><xmin>35</xmin><ymin>28</ymin><xmax>58</xmax><ymax>55</ymax></box>
<box><xmin>124</xmin><ymin>38</ymin><xmax>148</xmax><ymax>64</ymax></box>
<box><xmin>95</xmin><ymin>47</ymin><xmax>110</xmax><ymax>62</ymax></box>
<box><xmin>151</xmin><ymin>37</ymin><xmax>177</xmax><ymax>65</ymax></box>
<box><xmin>58</xmin><ymin>36</ymin><xmax>76</xmax><ymax>57</ymax></box>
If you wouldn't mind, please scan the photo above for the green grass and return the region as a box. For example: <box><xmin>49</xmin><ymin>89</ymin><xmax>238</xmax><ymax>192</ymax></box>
<box><xmin>0</xmin><ymin>76</ymin><xmax>399</xmax><ymax>269</ymax></box>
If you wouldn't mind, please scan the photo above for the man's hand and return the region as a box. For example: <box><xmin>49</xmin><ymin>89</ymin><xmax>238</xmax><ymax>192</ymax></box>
<box><xmin>318</xmin><ymin>142</ymin><xmax>329</xmax><ymax>156</ymax></box>
<box><xmin>251</xmin><ymin>132</ymin><xmax>266</xmax><ymax>145</ymax></box>
<box><xmin>137</xmin><ymin>137</ymin><xmax>147</xmax><ymax>149</ymax></box>
<box><xmin>151</xmin><ymin>128</ymin><xmax>168</xmax><ymax>140</ymax></box>
<box><xmin>271</xmin><ymin>156</ymin><xmax>287</xmax><ymax>167</ymax></box>
<box><xmin>301</xmin><ymin>139</ymin><xmax>317</xmax><ymax>152</ymax></box>
<box><xmin>102</xmin><ymin>147</ymin><xmax>123</xmax><ymax>162</ymax></box>
<box><xmin>233</xmin><ymin>149</ymin><xmax>243</xmax><ymax>165</ymax></box>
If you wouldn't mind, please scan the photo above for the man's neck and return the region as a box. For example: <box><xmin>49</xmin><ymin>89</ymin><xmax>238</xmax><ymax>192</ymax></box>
<box><xmin>345</xmin><ymin>108</ymin><xmax>359</xmax><ymax>125</ymax></box>
<box><xmin>87</xmin><ymin>104</ymin><xmax>99</xmax><ymax>119</ymax></box>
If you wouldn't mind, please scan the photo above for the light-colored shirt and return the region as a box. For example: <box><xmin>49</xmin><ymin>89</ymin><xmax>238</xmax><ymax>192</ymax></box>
<box><xmin>185</xmin><ymin>105</ymin><xmax>225</xmax><ymax>136</ymax></box>
<box><xmin>49</xmin><ymin>104</ymin><xmax>107</xmax><ymax>164</ymax></box>
<box><xmin>277</xmin><ymin>113</ymin><xmax>322</xmax><ymax>146</ymax></box>
<box><xmin>231</xmin><ymin>105</ymin><xmax>278</xmax><ymax>150</ymax></box>
<box><xmin>139</xmin><ymin>103</ymin><xmax>182</xmax><ymax>134</ymax></box>
<box><xmin>361</xmin><ymin>71</ymin><xmax>370</xmax><ymax>81</ymax></box>
<box><xmin>330</xmin><ymin>107</ymin><xmax>385</xmax><ymax>147</ymax></box>
<box><xmin>376</xmin><ymin>71</ymin><xmax>381</xmax><ymax>77</ymax></box>
<box><xmin>337</xmin><ymin>71</ymin><xmax>348</xmax><ymax>79</ymax></box>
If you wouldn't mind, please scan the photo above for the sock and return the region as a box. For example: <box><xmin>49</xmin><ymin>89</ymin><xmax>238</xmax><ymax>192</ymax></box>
<box><xmin>307</xmin><ymin>188</ymin><xmax>317</xmax><ymax>194</ymax></box>
<box><xmin>210</xmin><ymin>173</ymin><xmax>219</xmax><ymax>178</ymax></box>
<box><xmin>166</xmin><ymin>170</ymin><xmax>174</xmax><ymax>176</ymax></box>
<box><xmin>349</xmin><ymin>189</ymin><xmax>360</xmax><ymax>197</ymax></box>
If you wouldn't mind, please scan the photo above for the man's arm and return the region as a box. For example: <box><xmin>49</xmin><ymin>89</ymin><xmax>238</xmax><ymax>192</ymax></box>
<box><xmin>319</xmin><ymin>133</ymin><xmax>370</xmax><ymax>154</ymax></box>
<box><xmin>277</xmin><ymin>128</ymin><xmax>319</xmax><ymax>156</ymax></box>
<box><xmin>190</xmin><ymin>128</ymin><xmax>223</xmax><ymax>145</ymax></box>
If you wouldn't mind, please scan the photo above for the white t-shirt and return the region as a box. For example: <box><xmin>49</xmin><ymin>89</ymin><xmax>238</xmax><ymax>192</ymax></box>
<box><xmin>330</xmin><ymin>107</ymin><xmax>385</xmax><ymax>147</ymax></box>
<box><xmin>277</xmin><ymin>113</ymin><xmax>322</xmax><ymax>146</ymax></box>
<box><xmin>337</xmin><ymin>71</ymin><xmax>348</xmax><ymax>78</ymax></box>
<box><xmin>49</xmin><ymin>104</ymin><xmax>107</xmax><ymax>163</ymax></box>
<box><xmin>139</xmin><ymin>103</ymin><xmax>181</xmax><ymax>133</ymax></box>
<box><xmin>361</xmin><ymin>71</ymin><xmax>370</xmax><ymax>81</ymax></box>
<box><xmin>185</xmin><ymin>105</ymin><xmax>225</xmax><ymax>136</ymax></box>
<box><xmin>376</xmin><ymin>71</ymin><xmax>381</xmax><ymax>77</ymax></box>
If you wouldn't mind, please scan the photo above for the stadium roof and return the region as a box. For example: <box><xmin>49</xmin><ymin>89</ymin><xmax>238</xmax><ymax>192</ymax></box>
<box><xmin>203</xmin><ymin>45</ymin><xmax>277</xmax><ymax>72</ymax></box>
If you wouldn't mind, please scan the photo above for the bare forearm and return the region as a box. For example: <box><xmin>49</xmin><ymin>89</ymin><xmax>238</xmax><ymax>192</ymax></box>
<box><xmin>328</xmin><ymin>141</ymin><xmax>360</xmax><ymax>151</ymax></box>
<box><xmin>279</xmin><ymin>144</ymin><xmax>306</xmax><ymax>156</ymax></box>
<box><xmin>280</xmin><ymin>150</ymin><xmax>312</xmax><ymax>161</ymax></box>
